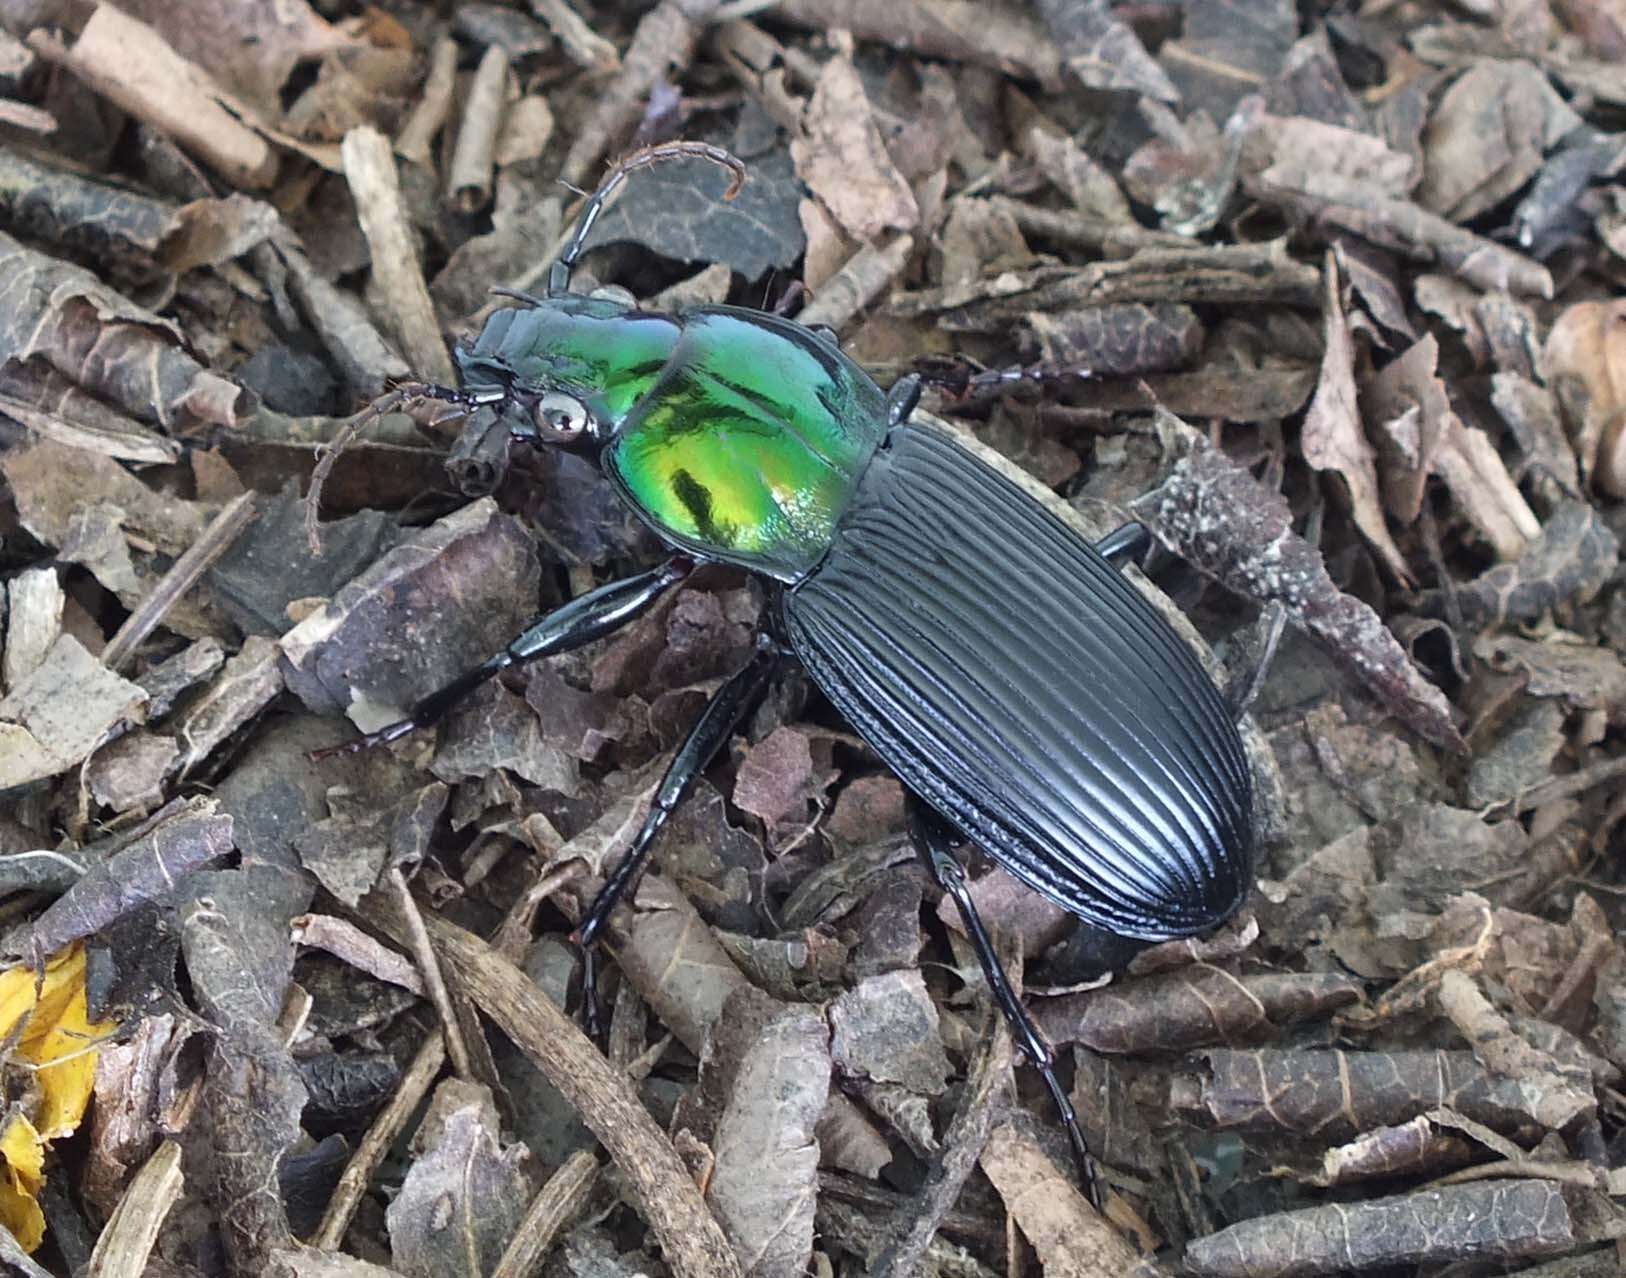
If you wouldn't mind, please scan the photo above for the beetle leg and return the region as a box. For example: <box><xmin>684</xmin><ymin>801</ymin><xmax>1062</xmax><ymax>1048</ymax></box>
<box><xmin>1225</xmin><ymin>600</ymin><xmax>1287</xmax><ymax>721</ymax></box>
<box><xmin>310</xmin><ymin>556</ymin><xmax>694</xmax><ymax>760</ymax></box>
<box><xmin>910</xmin><ymin>804</ymin><xmax>1105</xmax><ymax>1210</ymax></box>
<box><xmin>886</xmin><ymin>374</ymin><xmax>923</xmax><ymax>427</ymax></box>
<box><xmin>1094</xmin><ymin>520</ymin><xmax>1153</xmax><ymax>568</ymax></box>
<box><xmin>572</xmin><ymin>637</ymin><xmax>782</xmax><ymax>1035</ymax></box>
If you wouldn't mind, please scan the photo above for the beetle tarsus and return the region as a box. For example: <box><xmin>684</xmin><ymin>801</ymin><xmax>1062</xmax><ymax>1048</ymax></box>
<box><xmin>910</xmin><ymin>803</ymin><xmax>1106</xmax><ymax>1211</ymax></box>
<box><xmin>886</xmin><ymin>374</ymin><xmax>923</xmax><ymax>427</ymax></box>
<box><xmin>309</xmin><ymin>718</ymin><xmax>419</xmax><ymax>761</ymax></box>
<box><xmin>1095</xmin><ymin>521</ymin><xmax>1153</xmax><ymax>569</ymax></box>
<box><xmin>572</xmin><ymin>639</ymin><xmax>781</xmax><ymax>1029</ymax></box>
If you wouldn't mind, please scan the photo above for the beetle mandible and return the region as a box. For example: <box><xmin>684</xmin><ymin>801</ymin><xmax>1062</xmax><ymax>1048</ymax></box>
<box><xmin>311</xmin><ymin>140</ymin><xmax>1257</xmax><ymax>1206</ymax></box>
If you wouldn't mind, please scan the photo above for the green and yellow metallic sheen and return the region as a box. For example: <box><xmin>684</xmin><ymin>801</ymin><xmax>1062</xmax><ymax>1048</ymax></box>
<box><xmin>605</xmin><ymin>309</ymin><xmax>888</xmax><ymax>579</ymax></box>
<box><xmin>459</xmin><ymin>295</ymin><xmax>682</xmax><ymax>424</ymax></box>
<box><xmin>457</xmin><ymin>300</ymin><xmax>889</xmax><ymax>580</ymax></box>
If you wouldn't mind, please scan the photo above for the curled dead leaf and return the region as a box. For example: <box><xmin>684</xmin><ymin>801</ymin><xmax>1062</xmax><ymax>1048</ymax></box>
<box><xmin>1544</xmin><ymin>298</ymin><xmax>1626</xmax><ymax>495</ymax></box>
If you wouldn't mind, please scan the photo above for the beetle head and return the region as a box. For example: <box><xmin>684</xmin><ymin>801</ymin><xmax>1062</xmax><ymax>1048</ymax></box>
<box><xmin>455</xmin><ymin>141</ymin><xmax>743</xmax><ymax>463</ymax></box>
<box><xmin>451</xmin><ymin>290</ymin><xmax>684</xmax><ymax>470</ymax></box>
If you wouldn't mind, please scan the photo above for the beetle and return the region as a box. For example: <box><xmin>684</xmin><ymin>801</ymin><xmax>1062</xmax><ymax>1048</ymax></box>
<box><xmin>310</xmin><ymin>140</ymin><xmax>1256</xmax><ymax>1205</ymax></box>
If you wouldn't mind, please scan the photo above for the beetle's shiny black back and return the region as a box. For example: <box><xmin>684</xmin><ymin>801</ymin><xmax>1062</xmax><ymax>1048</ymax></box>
<box><xmin>784</xmin><ymin>421</ymin><xmax>1252</xmax><ymax>939</ymax></box>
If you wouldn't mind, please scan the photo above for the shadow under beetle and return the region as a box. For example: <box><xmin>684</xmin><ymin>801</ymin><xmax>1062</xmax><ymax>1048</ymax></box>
<box><xmin>311</xmin><ymin>140</ymin><xmax>1257</xmax><ymax>1207</ymax></box>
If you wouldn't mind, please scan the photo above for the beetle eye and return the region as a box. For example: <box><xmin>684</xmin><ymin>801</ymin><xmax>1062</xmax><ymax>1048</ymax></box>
<box><xmin>533</xmin><ymin>391</ymin><xmax>589</xmax><ymax>441</ymax></box>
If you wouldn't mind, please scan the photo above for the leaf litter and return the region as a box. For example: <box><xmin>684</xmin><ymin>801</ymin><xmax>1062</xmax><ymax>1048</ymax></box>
<box><xmin>0</xmin><ymin>0</ymin><xmax>1623</xmax><ymax>1275</ymax></box>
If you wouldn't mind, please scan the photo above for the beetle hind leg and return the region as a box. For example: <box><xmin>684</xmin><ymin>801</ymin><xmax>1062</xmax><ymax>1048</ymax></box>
<box><xmin>886</xmin><ymin>374</ymin><xmax>922</xmax><ymax>426</ymax></box>
<box><xmin>910</xmin><ymin>803</ymin><xmax>1105</xmax><ymax>1210</ymax></box>
<box><xmin>1094</xmin><ymin>521</ymin><xmax>1152</xmax><ymax>568</ymax></box>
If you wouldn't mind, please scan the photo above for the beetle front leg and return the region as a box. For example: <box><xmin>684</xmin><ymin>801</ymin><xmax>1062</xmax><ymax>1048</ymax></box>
<box><xmin>911</xmin><ymin>803</ymin><xmax>1105</xmax><ymax>1211</ymax></box>
<box><xmin>572</xmin><ymin>636</ymin><xmax>782</xmax><ymax>1035</ymax></box>
<box><xmin>311</xmin><ymin>556</ymin><xmax>694</xmax><ymax>759</ymax></box>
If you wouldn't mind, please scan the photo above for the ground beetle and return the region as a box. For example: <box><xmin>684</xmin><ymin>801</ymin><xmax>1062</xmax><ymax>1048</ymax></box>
<box><xmin>311</xmin><ymin>141</ymin><xmax>1257</xmax><ymax>1206</ymax></box>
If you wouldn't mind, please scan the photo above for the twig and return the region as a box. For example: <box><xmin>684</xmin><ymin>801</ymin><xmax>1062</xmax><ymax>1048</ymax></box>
<box><xmin>0</xmin><ymin>99</ymin><xmax>55</xmax><ymax>132</ymax></box>
<box><xmin>527</xmin><ymin>0</ymin><xmax>619</xmax><ymax>72</ymax></box>
<box><xmin>265</xmin><ymin>231</ymin><xmax>411</xmax><ymax>396</ymax></box>
<box><xmin>490</xmin><ymin>1149</ymin><xmax>600</xmax><ymax>1278</ymax></box>
<box><xmin>396</xmin><ymin>35</ymin><xmax>460</xmax><ymax>167</ymax></box>
<box><xmin>102</xmin><ymin>492</ymin><xmax>256</xmax><ymax>672</ymax></box>
<box><xmin>490</xmin><ymin>860</ymin><xmax>584</xmax><ymax>961</ymax></box>
<box><xmin>560</xmin><ymin>0</ymin><xmax>722</xmax><ymax>186</ymax></box>
<box><xmin>450</xmin><ymin>43</ymin><xmax>510</xmax><ymax>213</ymax></box>
<box><xmin>0</xmin><ymin>387</ymin><xmax>179</xmax><ymax>465</ymax></box>
<box><xmin>981</xmin><ymin>1119</ymin><xmax>1169</xmax><ymax>1277</ymax></box>
<box><xmin>797</xmin><ymin>233</ymin><xmax>913</xmax><ymax>331</ymax></box>
<box><xmin>386</xmin><ymin>867</ymin><xmax>475</xmax><ymax>1080</ymax></box>
<box><xmin>1498</xmin><ymin>755</ymin><xmax>1626</xmax><ymax>818</ymax></box>
<box><xmin>424</xmin><ymin>913</ymin><xmax>745</xmax><ymax>1278</ymax></box>
<box><xmin>29</xmin><ymin>9</ymin><xmax>274</xmax><ymax>188</ymax></box>
<box><xmin>872</xmin><ymin>1011</ymin><xmax>1010</xmax><ymax>1276</ymax></box>
<box><xmin>84</xmin><ymin>1140</ymin><xmax>183</xmax><ymax>1278</ymax></box>
<box><xmin>1248</xmin><ymin>166</ymin><xmax>1553</xmax><ymax>298</ymax></box>
<box><xmin>312</xmin><ymin>1031</ymin><xmax>447</xmax><ymax>1250</ymax></box>
<box><xmin>341</xmin><ymin>126</ymin><xmax>455</xmax><ymax>385</ymax></box>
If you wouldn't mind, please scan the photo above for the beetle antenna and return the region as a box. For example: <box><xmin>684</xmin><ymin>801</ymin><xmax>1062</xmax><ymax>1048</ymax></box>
<box><xmin>304</xmin><ymin>381</ymin><xmax>472</xmax><ymax>555</ymax></box>
<box><xmin>548</xmin><ymin>140</ymin><xmax>747</xmax><ymax>297</ymax></box>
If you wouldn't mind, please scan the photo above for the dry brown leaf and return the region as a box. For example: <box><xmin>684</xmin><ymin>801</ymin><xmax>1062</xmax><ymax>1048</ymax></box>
<box><xmin>116</xmin><ymin>0</ymin><xmax>348</xmax><ymax>114</ymax></box>
<box><xmin>1185</xmin><ymin>1180</ymin><xmax>1573</xmax><ymax>1276</ymax></box>
<box><xmin>386</xmin><ymin>1091</ymin><xmax>531</xmax><ymax>1278</ymax></box>
<box><xmin>1135</xmin><ymin>419</ymin><xmax>1465</xmax><ymax>751</ymax></box>
<box><xmin>980</xmin><ymin>1119</ymin><xmax>1161</xmax><ymax>1276</ymax></box>
<box><xmin>1248</xmin><ymin>164</ymin><xmax>1553</xmax><ymax>297</ymax></box>
<box><xmin>34</xmin><ymin>7</ymin><xmax>278</xmax><ymax>189</ymax></box>
<box><xmin>1302</xmin><ymin>251</ymin><xmax>1416</xmax><ymax>585</ymax></box>
<box><xmin>1364</xmin><ymin>334</ymin><xmax>1540</xmax><ymax>559</ymax></box>
<box><xmin>1023</xmin><ymin>126</ymin><xmax>1136</xmax><ymax>224</ymax></box>
<box><xmin>1034</xmin><ymin>0</ymin><xmax>1179</xmax><ymax>102</ymax></box>
<box><xmin>1417</xmin><ymin>62</ymin><xmax>1581</xmax><ymax>223</ymax></box>
<box><xmin>0</xmin><ymin>637</ymin><xmax>148</xmax><ymax>789</ymax></box>
<box><xmin>1243</xmin><ymin>113</ymin><xmax>1417</xmax><ymax>195</ymax></box>
<box><xmin>1544</xmin><ymin>298</ymin><xmax>1626</xmax><ymax>495</ymax></box>
<box><xmin>791</xmin><ymin>54</ymin><xmax>919</xmax><ymax>242</ymax></box>
<box><xmin>706</xmin><ymin>1002</ymin><xmax>829</xmax><ymax>1278</ymax></box>
<box><xmin>1473</xmin><ymin>631</ymin><xmax>1626</xmax><ymax>723</ymax></box>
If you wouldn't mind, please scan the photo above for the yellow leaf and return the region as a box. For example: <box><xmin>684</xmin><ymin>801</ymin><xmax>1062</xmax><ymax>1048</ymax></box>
<box><xmin>29</xmin><ymin>982</ymin><xmax>103</xmax><ymax>1140</ymax></box>
<box><xmin>0</xmin><ymin>945</ymin><xmax>116</xmax><ymax>1251</ymax></box>
<box><xmin>0</xmin><ymin>945</ymin><xmax>85</xmax><ymax>1047</ymax></box>
<box><xmin>0</xmin><ymin>1115</ymin><xmax>44</xmax><ymax>1253</ymax></box>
